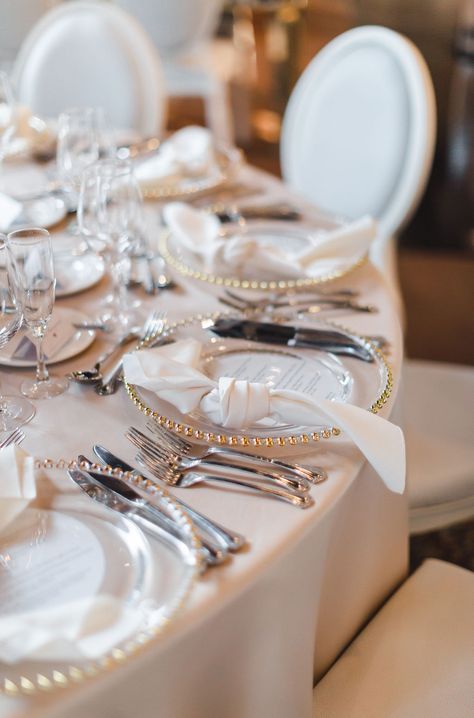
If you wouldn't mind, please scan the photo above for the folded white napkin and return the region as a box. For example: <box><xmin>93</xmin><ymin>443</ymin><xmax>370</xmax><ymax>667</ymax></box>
<box><xmin>163</xmin><ymin>202</ymin><xmax>377</xmax><ymax>278</ymax></box>
<box><xmin>135</xmin><ymin>126</ymin><xmax>215</xmax><ymax>187</ymax></box>
<box><xmin>0</xmin><ymin>594</ymin><xmax>145</xmax><ymax>664</ymax></box>
<box><xmin>0</xmin><ymin>444</ymin><xmax>36</xmax><ymax>532</ymax></box>
<box><xmin>0</xmin><ymin>192</ymin><xmax>22</xmax><ymax>232</ymax></box>
<box><xmin>123</xmin><ymin>339</ymin><xmax>405</xmax><ymax>493</ymax></box>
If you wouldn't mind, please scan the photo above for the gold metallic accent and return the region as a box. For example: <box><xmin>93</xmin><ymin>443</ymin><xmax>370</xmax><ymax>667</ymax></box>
<box><xmin>123</xmin><ymin>313</ymin><xmax>394</xmax><ymax>448</ymax></box>
<box><xmin>142</xmin><ymin>146</ymin><xmax>242</xmax><ymax>200</ymax></box>
<box><xmin>159</xmin><ymin>232</ymin><xmax>367</xmax><ymax>291</ymax></box>
<box><xmin>1</xmin><ymin>458</ymin><xmax>201</xmax><ymax>697</ymax></box>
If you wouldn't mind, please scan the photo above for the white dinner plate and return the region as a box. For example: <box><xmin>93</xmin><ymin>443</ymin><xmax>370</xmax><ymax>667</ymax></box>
<box><xmin>0</xmin><ymin>484</ymin><xmax>199</xmax><ymax>695</ymax></box>
<box><xmin>0</xmin><ymin>307</ymin><xmax>96</xmax><ymax>367</ymax></box>
<box><xmin>54</xmin><ymin>253</ymin><xmax>105</xmax><ymax>297</ymax></box>
<box><xmin>9</xmin><ymin>196</ymin><xmax>67</xmax><ymax>230</ymax></box>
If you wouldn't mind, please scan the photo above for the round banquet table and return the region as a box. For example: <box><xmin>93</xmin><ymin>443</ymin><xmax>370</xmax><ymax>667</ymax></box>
<box><xmin>0</xmin><ymin>161</ymin><xmax>407</xmax><ymax>718</ymax></box>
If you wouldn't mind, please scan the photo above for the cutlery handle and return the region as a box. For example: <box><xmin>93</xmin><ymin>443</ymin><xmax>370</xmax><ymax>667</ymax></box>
<box><xmin>198</xmin><ymin>458</ymin><xmax>310</xmax><ymax>493</ymax></box>
<box><xmin>170</xmin><ymin>497</ymin><xmax>246</xmax><ymax>552</ymax></box>
<box><xmin>135</xmin><ymin>502</ymin><xmax>227</xmax><ymax>566</ymax></box>
<box><xmin>96</xmin><ymin>357</ymin><xmax>124</xmax><ymax>395</ymax></box>
<box><xmin>181</xmin><ymin>472</ymin><xmax>313</xmax><ymax>508</ymax></box>
<box><xmin>207</xmin><ymin>447</ymin><xmax>327</xmax><ymax>484</ymax></box>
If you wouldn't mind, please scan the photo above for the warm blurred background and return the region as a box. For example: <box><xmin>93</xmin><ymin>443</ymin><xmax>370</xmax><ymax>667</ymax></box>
<box><xmin>168</xmin><ymin>0</ymin><xmax>474</xmax><ymax>367</ymax></box>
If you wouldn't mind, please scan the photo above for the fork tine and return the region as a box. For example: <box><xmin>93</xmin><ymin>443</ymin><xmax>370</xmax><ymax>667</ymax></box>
<box><xmin>146</xmin><ymin>421</ymin><xmax>191</xmax><ymax>453</ymax></box>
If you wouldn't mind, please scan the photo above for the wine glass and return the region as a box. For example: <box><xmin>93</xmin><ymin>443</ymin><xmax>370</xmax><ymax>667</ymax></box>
<box><xmin>0</xmin><ymin>238</ymin><xmax>36</xmax><ymax>430</ymax></box>
<box><xmin>77</xmin><ymin>159</ymin><xmax>143</xmax><ymax>328</ymax></box>
<box><xmin>5</xmin><ymin>228</ymin><xmax>69</xmax><ymax>399</ymax></box>
<box><xmin>0</xmin><ymin>71</ymin><xmax>16</xmax><ymax>163</ymax></box>
<box><xmin>56</xmin><ymin>107</ymin><xmax>112</xmax><ymax>207</ymax></box>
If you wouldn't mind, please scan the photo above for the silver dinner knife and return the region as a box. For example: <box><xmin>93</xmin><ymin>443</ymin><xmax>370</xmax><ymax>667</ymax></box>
<box><xmin>72</xmin><ymin>459</ymin><xmax>227</xmax><ymax>567</ymax></box>
<box><xmin>68</xmin><ymin>467</ymin><xmax>193</xmax><ymax>561</ymax></box>
<box><xmin>92</xmin><ymin>445</ymin><xmax>247</xmax><ymax>552</ymax></box>
<box><xmin>208</xmin><ymin>317</ymin><xmax>374</xmax><ymax>362</ymax></box>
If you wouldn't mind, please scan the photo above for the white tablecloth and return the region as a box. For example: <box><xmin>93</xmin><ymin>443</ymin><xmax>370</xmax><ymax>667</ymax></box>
<box><xmin>0</xmin><ymin>163</ymin><xmax>407</xmax><ymax>718</ymax></box>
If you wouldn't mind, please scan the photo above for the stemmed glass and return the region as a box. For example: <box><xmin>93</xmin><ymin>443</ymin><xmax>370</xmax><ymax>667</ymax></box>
<box><xmin>0</xmin><ymin>71</ymin><xmax>16</xmax><ymax>164</ymax></box>
<box><xmin>5</xmin><ymin>228</ymin><xmax>69</xmax><ymax>399</ymax></box>
<box><xmin>77</xmin><ymin>159</ymin><xmax>143</xmax><ymax>329</ymax></box>
<box><xmin>56</xmin><ymin>107</ymin><xmax>112</xmax><ymax>208</ymax></box>
<box><xmin>0</xmin><ymin>239</ymin><xmax>35</xmax><ymax>429</ymax></box>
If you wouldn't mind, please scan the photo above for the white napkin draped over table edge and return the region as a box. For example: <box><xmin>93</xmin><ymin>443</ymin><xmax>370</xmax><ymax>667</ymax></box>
<box><xmin>0</xmin><ymin>445</ymin><xmax>147</xmax><ymax>664</ymax></box>
<box><xmin>135</xmin><ymin>126</ymin><xmax>215</xmax><ymax>185</ymax></box>
<box><xmin>162</xmin><ymin>201</ymin><xmax>378</xmax><ymax>278</ymax></box>
<box><xmin>123</xmin><ymin>339</ymin><xmax>406</xmax><ymax>494</ymax></box>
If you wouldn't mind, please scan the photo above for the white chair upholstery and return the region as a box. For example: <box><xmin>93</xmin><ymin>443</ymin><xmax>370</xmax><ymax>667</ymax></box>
<box><xmin>313</xmin><ymin>559</ymin><xmax>474</xmax><ymax>718</ymax></box>
<box><xmin>281</xmin><ymin>27</ymin><xmax>473</xmax><ymax>532</ymax></box>
<box><xmin>114</xmin><ymin>0</ymin><xmax>235</xmax><ymax>145</ymax></box>
<box><xmin>404</xmin><ymin>360</ymin><xmax>474</xmax><ymax>534</ymax></box>
<box><xmin>12</xmin><ymin>0</ymin><xmax>167</xmax><ymax>136</ymax></box>
<box><xmin>0</xmin><ymin>0</ymin><xmax>60</xmax><ymax>68</ymax></box>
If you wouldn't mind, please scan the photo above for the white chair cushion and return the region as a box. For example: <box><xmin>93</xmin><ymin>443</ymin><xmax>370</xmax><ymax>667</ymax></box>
<box><xmin>403</xmin><ymin>360</ymin><xmax>474</xmax><ymax>532</ymax></box>
<box><xmin>313</xmin><ymin>559</ymin><xmax>474</xmax><ymax>718</ymax></box>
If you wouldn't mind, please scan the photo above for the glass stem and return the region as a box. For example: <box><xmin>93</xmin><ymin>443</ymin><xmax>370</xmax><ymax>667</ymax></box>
<box><xmin>33</xmin><ymin>332</ymin><xmax>49</xmax><ymax>383</ymax></box>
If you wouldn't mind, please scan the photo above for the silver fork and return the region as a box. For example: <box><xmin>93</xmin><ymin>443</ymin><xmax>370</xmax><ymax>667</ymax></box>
<box><xmin>0</xmin><ymin>427</ymin><xmax>25</xmax><ymax>449</ymax></box>
<box><xmin>127</xmin><ymin>426</ymin><xmax>310</xmax><ymax>492</ymax></box>
<box><xmin>96</xmin><ymin>311</ymin><xmax>166</xmax><ymax>395</ymax></box>
<box><xmin>134</xmin><ymin>449</ymin><xmax>313</xmax><ymax>509</ymax></box>
<box><xmin>145</xmin><ymin>420</ymin><xmax>328</xmax><ymax>485</ymax></box>
<box><xmin>221</xmin><ymin>290</ymin><xmax>376</xmax><ymax>314</ymax></box>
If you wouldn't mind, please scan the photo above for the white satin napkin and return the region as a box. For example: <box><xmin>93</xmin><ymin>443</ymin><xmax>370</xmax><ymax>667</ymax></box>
<box><xmin>0</xmin><ymin>444</ymin><xmax>36</xmax><ymax>532</ymax></box>
<box><xmin>0</xmin><ymin>192</ymin><xmax>22</xmax><ymax>231</ymax></box>
<box><xmin>123</xmin><ymin>339</ymin><xmax>405</xmax><ymax>493</ymax></box>
<box><xmin>135</xmin><ymin>126</ymin><xmax>215</xmax><ymax>187</ymax></box>
<box><xmin>0</xmin><ymin>595</ymin><xmax>145</xmax><ymax>664</ymax></box>
<box><xmin>163</xmin><ymin>202</ymin><xmax>377</xmax><ymax>278</ymax></box>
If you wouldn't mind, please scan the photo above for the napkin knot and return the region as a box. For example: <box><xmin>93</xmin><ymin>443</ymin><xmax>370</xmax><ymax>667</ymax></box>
<box><xmin>202</xmin><ymin>377</ymin><xmax>271</xmax><ymax>428</ymax></box>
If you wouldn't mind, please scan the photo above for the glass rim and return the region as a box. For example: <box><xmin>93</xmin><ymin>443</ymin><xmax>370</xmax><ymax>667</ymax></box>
<box><xmin>6</xmin><ymin>227</ymin><xmax>51</xmax><ymax>243</ymax></box>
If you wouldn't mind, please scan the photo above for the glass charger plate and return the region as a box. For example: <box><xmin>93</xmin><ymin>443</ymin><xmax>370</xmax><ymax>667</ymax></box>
<box><xmin>0</xmin><ymin>463</ymin><xmax>200</xmax><ymax>696</ymax></box>
<box><xmin>125</xmin><ymin>311</ymin><xmax>393</xmax><ymax>450</ymax></box>
<box><xmin>159</xmin><ymin>222</ymin><xmax>367</xmax><ymax>291</ymax></box>
<box><xmin>139</xmin><ymin>145</ymin><xmax>242</xmax><ymax>200</ymax></box>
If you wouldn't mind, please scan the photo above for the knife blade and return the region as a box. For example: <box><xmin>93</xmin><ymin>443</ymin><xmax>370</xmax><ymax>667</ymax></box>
<box><xmin>76</xmin><ymin>455</ymin><xmax>227</xmax><ymax>566</ymax></box>
<box><xmin>209</xmin><ymin>318</ymin><xmax>373</xmax><ymax>362</ymax></box>
<box><xmin>68</xmin><ymin>467</ymin><xmax>194</xmax><ymax>560</ymax></box>
<box><xmin>92</xmin><ymin>445</ymin><xmax>246</xmax><ymax>552</ymax></box>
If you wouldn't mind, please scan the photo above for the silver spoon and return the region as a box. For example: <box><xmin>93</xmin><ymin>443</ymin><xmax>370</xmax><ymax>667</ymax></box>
<box><xmin>67</xmin><ymin>330</ymin><xmax>140</xmax><ymax>384</ymax></box>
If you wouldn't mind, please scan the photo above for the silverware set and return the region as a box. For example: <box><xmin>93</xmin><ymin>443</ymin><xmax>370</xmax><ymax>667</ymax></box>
<box><xmin>219</xmin><ymin>288</ymin><xmax>378</xmax><ymax>315</ymax></box>
<box><xmin>68</xmin><ymin>310</ymin><xmax>167</xmax><ymax>394</ymax></box>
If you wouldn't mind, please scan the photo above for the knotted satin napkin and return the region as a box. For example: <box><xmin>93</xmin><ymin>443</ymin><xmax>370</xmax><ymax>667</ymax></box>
<box><xmin>123</xmin><ymin>339</ymin><xmax>405</xmax><ymax>493</ymax></box>
<box><xmin>163</xmin><ymin>202</ymin><xmax>377</xmax><ymax>278</ymax></box>
<box><xmin>135</xmin><ymin>126</ymin><xmax>215</xmax><ymax>188</ymax></box>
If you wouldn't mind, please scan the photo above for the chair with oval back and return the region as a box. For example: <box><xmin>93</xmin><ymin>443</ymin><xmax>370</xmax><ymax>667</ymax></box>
<box><xmin>281</xmin><ymin>25</ymin><xmax>474</xmax><ymax>534</ymax></box>
<box><xmin>12</xmin><ymin>0</ymin><xmax>167</xmax><ymax>137</ymax></box>
<box><xmin>114</xmin><ymin>0</ymin><xmax>235</xmax><ymax>145</ymax></box>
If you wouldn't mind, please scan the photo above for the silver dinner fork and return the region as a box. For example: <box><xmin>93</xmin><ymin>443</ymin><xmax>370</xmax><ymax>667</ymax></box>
<box><xmin>0</xmin><ymin>427</ymin><xmax>25</xmax><ymax>449</ymax></box>
<box><xmin>96</xmin><ymin>311</ymin><xmax>167</xmax><ymax>395</ymax></box>
<box><xmin>126</xmin><ymin>426</ymin><xmax>311</xmax><ymax>493</ymax></box>
<box><xmin>144</xmin><ymin>420</ymin><xmax>328</xmax><ymax>485</ymax></box>
<box><xmin>134</xmin><ymin>447</ymin><xmax>313</xmax><ymax>509</ymax></box>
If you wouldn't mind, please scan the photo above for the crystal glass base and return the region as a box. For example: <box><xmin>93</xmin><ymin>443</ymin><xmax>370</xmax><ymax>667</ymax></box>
<box><xmin>21</xmin><ymin>375</ymin><xmax>69</xmax><ymax>400</ymax></box>
<box><xmin>0</xmin><ymin>395</ymin><xmax>36</xmax><ymax>431</ymax></box>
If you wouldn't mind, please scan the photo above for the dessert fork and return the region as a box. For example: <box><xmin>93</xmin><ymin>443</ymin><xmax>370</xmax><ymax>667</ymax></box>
<box><xmin>126</xmin><ymin>426</ymin><xmax>310</xmax><ymax>493</ymax></box>
<box><xmin>134</xmin><ymin>449</ymin><xmax>313</xmax><ymax>509</ymax></box>
<box><xmin>144</xmin><ymin>420</ymin><xmax>328</xmax><ymax>485</ymax></box>
<box><xmin>0</xmin><ymin>427</ymin><xmax>25</xmax><ymax>449</ymax></box>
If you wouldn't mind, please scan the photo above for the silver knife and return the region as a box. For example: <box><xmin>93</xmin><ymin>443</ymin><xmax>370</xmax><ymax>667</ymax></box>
<box><xmin>92</xmin><ymin>445</ymin><xmax>246</xmax><ymax>552</ymax></box>
<box><xmin>208</xmin><ymin>317</ymin><xmax>374</xmax><ymax>362</ymax></box>
<box><xmin>68</xmin><ymin>467</ymin><xmax>195</xmax><ymax>562</ymax></box>
<box><xmin>74</xmin><ymin>458</ymin><xmax>227</xmax><ymax>567</ymax></box>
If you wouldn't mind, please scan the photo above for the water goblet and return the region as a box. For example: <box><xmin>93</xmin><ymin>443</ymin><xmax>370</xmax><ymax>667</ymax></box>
<box><xmin>77</xmin><ymin>159</ymin><xmax>143</xmax><ymax>329</ymax></box>
<box><xmin>5</xmin><ymin>228</ymin><xmax>69</xmax><ymax>399</ymax></box>
<box><xmin>0</xmin><ymin>238</ymin><xmax>36</xmax><ymax>429</ymax></box>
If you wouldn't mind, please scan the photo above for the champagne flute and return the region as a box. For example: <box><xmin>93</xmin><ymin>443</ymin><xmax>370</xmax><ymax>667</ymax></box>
<box><xmin>0</xmin><ymin>71</ymin><xmax>16</xmax><ymax>163</ymax></box>
<box><xmin>77</xmin><ymin>159</ymin><xmax>143</xmax><ymax>328</ymax></box>
<box><xmin>0</xmin><ymin>239</ymin><xmax>35</xmax><ymax>429</ymax></box>
<box><xmin>5</xmin><ymin>228</ymin><xmax>69</xmax><ymax>399</ymax></box>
